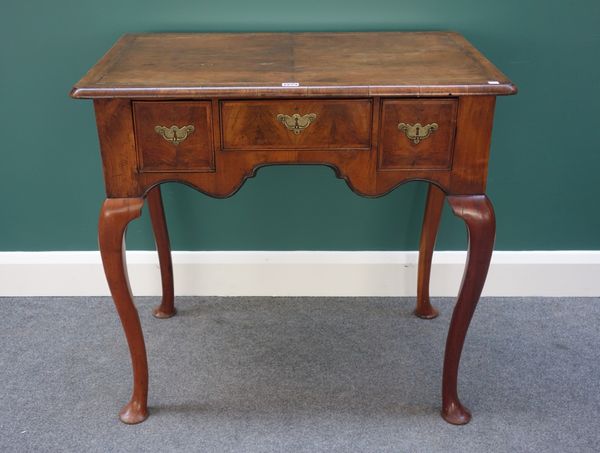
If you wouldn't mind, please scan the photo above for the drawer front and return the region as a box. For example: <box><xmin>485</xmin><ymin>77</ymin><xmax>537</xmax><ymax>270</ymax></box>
<box><xmin>378</xmin><ymin>99</ymin><xmax>457</xmax><ymax>170</ymax></box>
<box><xmin>133</xmin><ymin>101</ymin><xmax>214</xmax><ymax>172</ymax></box>
<box><xmin>221</xmin><ymin>100</ymin><xmax>372</xmax><ymax>150</ymax></box>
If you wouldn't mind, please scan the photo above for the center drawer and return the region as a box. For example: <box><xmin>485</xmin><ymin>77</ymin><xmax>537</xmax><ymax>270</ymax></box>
<box><xmin>220</xmin><ymin>100</ymin><xmax>372</xmax><ymax>150</ymax></box>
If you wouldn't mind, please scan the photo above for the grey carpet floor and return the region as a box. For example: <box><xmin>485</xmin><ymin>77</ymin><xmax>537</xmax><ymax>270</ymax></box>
<box><xmin>0</xmin><ymin>296</ymin><xmax>599</xmax><ymax>453</ymax></box>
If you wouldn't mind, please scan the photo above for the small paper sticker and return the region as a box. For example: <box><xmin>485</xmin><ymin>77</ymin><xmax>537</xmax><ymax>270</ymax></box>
<box><xmin>487</xmin><ymin>80</ymin><xmax>500</xmax><ymax>85</ymax></box>
<box><xmin>282</xmin><ymin>82</ymin><xmax>300</xmax><ymax>87</ymax></box>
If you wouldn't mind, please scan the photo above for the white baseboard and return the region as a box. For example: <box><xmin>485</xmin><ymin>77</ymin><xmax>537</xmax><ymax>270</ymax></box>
<box><xmin>0</xmin><ymin>251</ymin><xmax>599</xmax><ymax>297</ymax></box>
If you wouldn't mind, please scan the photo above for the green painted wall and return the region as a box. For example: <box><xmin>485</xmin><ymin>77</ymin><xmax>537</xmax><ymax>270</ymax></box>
<box><xmin>1</xmin><ymin>1</ymin><xmax>599</xmax><ymax>251</ymax></box>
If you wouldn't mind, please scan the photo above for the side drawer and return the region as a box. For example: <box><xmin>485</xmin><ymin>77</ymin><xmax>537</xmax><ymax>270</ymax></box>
<box><xmin>220</xmin><ymin>99</ymin><xmax>372</xmax><ymax>150</ymax></box>
<box><xmin>133</xmin><ymin>101</ymin><xmax>214</xmax><ymax>172</ymax></box>
<box><xmin>378</xmin><ymin>99</ymin><xmax>458</xmax><ymax>170</ymax></box>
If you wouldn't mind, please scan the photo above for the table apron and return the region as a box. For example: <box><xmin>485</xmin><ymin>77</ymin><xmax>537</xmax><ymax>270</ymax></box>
<box><xmin>93</xmin><ymin>96</ymin><xmax>496</xmax><ymax>198</ymax></box>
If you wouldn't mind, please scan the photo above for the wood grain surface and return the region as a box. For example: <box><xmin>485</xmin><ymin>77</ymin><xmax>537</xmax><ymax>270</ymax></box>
<box><xmin>71</xmin><ymin>32</ymin><xmax>516</xmax><ymax>98</ymax></box>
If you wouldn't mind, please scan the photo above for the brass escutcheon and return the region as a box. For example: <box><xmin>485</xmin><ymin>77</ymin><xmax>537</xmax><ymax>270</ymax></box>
<box><xmin>154</xmin><ymin>125</ymin><xmax>195</xmax><ymax>145</ymax></box>
<box><xmin>276</xmin><ymin>113</ymin><xmax>317</xmax><ymax>134</ymax></box>
<box><xmin>397</xmin><ymin>122</ymin><xmax>438</xmax><ymax>144</ymax></box>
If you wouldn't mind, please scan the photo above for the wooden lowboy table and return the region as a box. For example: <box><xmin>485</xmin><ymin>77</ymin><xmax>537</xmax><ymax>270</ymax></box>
<box><xmin>71</xmin><ymin>32</ymin><xmax>516</xmax><ymax>425</ymax></box>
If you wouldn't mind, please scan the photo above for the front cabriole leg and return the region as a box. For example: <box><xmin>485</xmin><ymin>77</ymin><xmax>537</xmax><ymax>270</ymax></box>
<box><xmin>98</xmin><ymin>197</ymin><xmax>149</xmax><ymax>424</ymax></box>
<box><xmin>441</xmin><ymin>195</ymin><xmax>495</xmax><ymax>425</ymax></box>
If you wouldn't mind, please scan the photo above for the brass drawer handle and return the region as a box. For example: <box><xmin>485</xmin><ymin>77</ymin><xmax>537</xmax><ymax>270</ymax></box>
<box><xmin>397</xmin><ymin>122</ymin><xmax>438</xmax><ymax>144</ymax></box>
<box><xmin>276</xmin><ymin>113</ymin><xmax>317</xmax><ymax>134</ymax></box>
<box><xmin>154</xmin><ymin>125</ymin><xmax>195</xmax><ymax>145</ymax></box>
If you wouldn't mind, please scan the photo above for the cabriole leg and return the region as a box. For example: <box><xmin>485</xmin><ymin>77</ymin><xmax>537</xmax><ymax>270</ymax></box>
<box><xmin>415</xmin><ymin>183</ymin><xmax>445</xmax><ymax>319</ymax></box>
<box><xmin>99</xmin><ymin>198</ymin><xmax>149</xmax><ymax>424</ymax></box>
<box><xmin>441</xmin><ymin>195</ymin><xmax>495</xmax><ymax>425</ymax></box>
<box><xmin>147</xmin><ymin>186</ymin><xmax>176</xmax><ymax>319</ymax></box>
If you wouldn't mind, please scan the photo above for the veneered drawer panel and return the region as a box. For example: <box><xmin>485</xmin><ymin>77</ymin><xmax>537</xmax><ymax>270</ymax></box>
<box><xmin>133</xmin><ymin>101</ymin><xmax>214</xmax><ymax>172</ymax></box>
<box><xmin>221</xmin><ymin>100</ymin><xmax>372</xmax><ymax>150</ymax></box>
<box><xmin>379</xmin><ymin>99</ymin><xmax>457</xmax><ymax>170</ymax></box>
